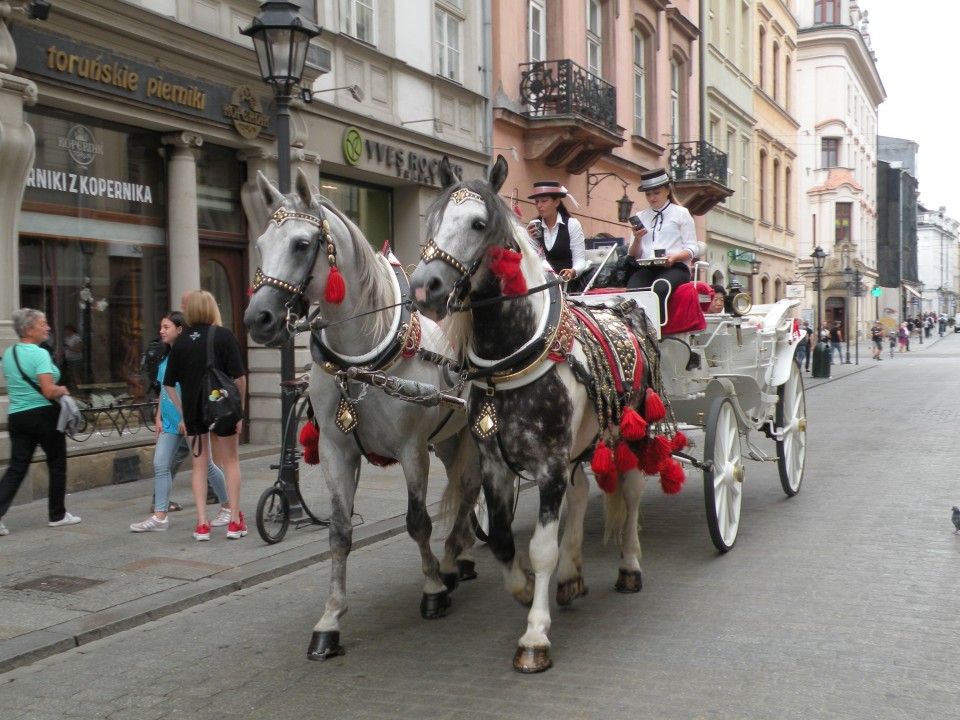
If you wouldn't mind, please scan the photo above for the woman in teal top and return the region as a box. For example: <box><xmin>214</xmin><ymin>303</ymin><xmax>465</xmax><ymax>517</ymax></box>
<box><xmin>0</xmin><ymin>308</ymin><xmax>81</xmax><ymax>536</ymax></box>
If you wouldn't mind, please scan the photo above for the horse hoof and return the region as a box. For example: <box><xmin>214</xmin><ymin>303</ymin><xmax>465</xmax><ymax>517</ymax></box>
<box><xmin>615</xmin><ymin>569</ymin><xmax>643</xmax><ymax>593</ymax></box>
<box><xmin>420</xmin><ymin>591</ymin><xmax>451</xmax><ymax>619</ymax></box>
<box><xmin>440</xmin><ymin>571</ymin><xmax>459</xmax><ymax>593</ymax></box>
<box><xmin>307</xmin><ymin>631</ymin><xmax>345</xmax><ymax>661</ymax></box>
<box><xmin>556</xmin><ymin>577</ymin><xmax>589</xmax><ymax>606</ymax></box>
<box><xmin>457</xmin><ymin>558</ymin><xmax>478</xmax><ymax>581</ymax></box>
<box><xmin>512</xmin><ymin>645</ymin><xmax>553</xmax><ymax>673</ymax></box>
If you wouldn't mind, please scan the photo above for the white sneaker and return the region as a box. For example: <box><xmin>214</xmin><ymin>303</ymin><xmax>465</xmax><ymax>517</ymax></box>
<box><xmin>0</xmin><ymin>521</ymin><xmax>9</xmax><ymax>536</ymax></box>
<box><xmin>130</xmin><ymin>515</ymin><xmax>169</xmax><ymax>532</ymax></box>
<box><xmin>210</xmin><ymin>507</ymin><xmax>232</xmax><ymax>527</ymax></box>
<box><xmin>49</xmin><ymin>512</ymin><xmax>81</xmax><ymax>527</ymax></box>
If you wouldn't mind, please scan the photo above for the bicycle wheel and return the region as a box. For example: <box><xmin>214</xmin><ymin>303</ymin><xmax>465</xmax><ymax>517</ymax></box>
<box><xmin>256</xmin><ymin>486</ymin><xmax>290</xmax><ymax>543</ymax></box>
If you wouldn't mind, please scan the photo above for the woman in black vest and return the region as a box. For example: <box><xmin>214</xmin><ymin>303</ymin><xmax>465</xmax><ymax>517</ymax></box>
<box><xmin>525</xmin><ymin>181</ymin><xmax>588</xmax><ymax>293</ymax></box>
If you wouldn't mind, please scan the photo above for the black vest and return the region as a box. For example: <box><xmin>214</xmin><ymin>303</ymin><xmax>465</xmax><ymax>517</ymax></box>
<box><xmin>542</xmin><ymin>218</ymin><xmax>573</xmax><ymax>273</ymax></box>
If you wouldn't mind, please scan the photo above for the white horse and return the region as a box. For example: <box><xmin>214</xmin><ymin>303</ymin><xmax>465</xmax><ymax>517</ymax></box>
<box><xmin>409</xmin><ymin>156</ymin><xmax>681</xmax><ymax>673</ymax></box>
<box><xmin>244</xmin><ymin>169</ymin><xmax>481</xmax><ymax>661</ymax></box>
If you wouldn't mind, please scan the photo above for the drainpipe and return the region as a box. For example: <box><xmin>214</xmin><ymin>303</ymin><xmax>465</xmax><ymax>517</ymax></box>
<box><xmin>482</xmin><ymin>0</ymin><xmax>494</xmax><ymax>165</ymax></box>
<box><xmin>699</xmin><ymin>0</ymin><xmax>706</xmax><ymax>146</ymax></box>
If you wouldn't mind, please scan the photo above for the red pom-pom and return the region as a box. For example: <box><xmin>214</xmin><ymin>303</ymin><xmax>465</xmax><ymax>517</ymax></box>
<box><xmin>659</xmin><ymin>458</ymin><xmax>686</xmax><ymax>494</ymax></box>
<box><xmin>247</xmin><ymin>287</ymin><xmax>254</xmax><ymax>296</ymax></box>
<box><xmin>299</xmin><ymin>420</ymin><xmax>320</xmax><ymax>465</ymax></box>
<box><xmin>637</xmin><ymin>435</ymin><xmax>672</xmax><ymax>474</ymax></box>
<box><xmin>619</xmin><ymin>406</ymin><xmax>647</xmax><ymax>441</ymax></box>
<box><xmin>590</xmin><ymin>440</ymin><xmax>616</xmax><ymax>475</ymax></box>
<box><xmin>595</xmin><ymin>471</ymin><xmax>618</xmax><ymax>494</ymax></box>
<box><xmin>671</xmin><ymin>432</ymin><xmax>689</xmax><ymax>451</ymax></box>
<box><xmin>325</xmin><ymin>265</ymin><xmax>346</xmax><ymax>304</ymax></box>
<box><xmin>614</xmin><ymin>442</ymin><xmax>638</xmax><ymax>473</ymax></box>
<box><xmin>488</xmin><ymin>246</ymin><xmax>527</xmax><ymax>296</ymax></box>
<box><xmin>644</xmin><ymin>388</ymin><xmax>667</xmax><ymax>422</ymax></box>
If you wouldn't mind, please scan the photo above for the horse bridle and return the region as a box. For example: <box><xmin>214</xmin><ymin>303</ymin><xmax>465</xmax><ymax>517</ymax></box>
<box><xmin>250</xmin><ymin>205</ymin><xmax>335</xmax><ymax>332</ymax></box>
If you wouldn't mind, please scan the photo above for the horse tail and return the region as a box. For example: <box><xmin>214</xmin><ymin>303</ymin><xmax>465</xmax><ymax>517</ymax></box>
<box><xmin>438</xmin><ymin>427</ymin><xmax>473</xmax><ymax>528</ymax></box>
<box><xmin>603</xmin><ymin>480</ymin><xmax>627</xmax><ymax>546</ymax></box>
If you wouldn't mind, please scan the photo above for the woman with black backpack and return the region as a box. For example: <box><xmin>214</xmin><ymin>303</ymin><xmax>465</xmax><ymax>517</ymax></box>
<box><xmin>164</xmin><ymin>291</ymin><xmax>247</xmax><ymax>541</ymax></box>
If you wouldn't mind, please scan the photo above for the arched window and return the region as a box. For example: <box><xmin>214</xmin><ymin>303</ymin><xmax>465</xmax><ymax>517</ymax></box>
<box><xmin>633</xmin><ymin>29</ymin><xmax>649</xmax><ymax>137</ymax></box>
<box><xmin>785</xmin><ymin>166</ymin><xmax>792</xmax><ymax>229</ymax></box>
<box><xmin>758</xmin><ymin>27</ymin><xmax>765</xmax><ymax>91</ymax></box>
<box><xmin>587</xmin><ymin>0</ymin><xmax>602</xmax><ymax>76</ymax></box>
<box><xmin>759</xmin><ymin>149</ymin><xmax>767</xmax><ymax>222</ymax></box>
<box><xmin>670</xmin><ymin>59</ymin><xmax>681</xmax><ymax>143</ymax></box>
<box><xmin>772</xmin><ymin>42</ymin><xmax>780</xmax><ymax>102</ymax></box>
<box><xmin>773</xmin><ymin>158</ymin><xmax>781</xmax><ymax>226</ymax></box>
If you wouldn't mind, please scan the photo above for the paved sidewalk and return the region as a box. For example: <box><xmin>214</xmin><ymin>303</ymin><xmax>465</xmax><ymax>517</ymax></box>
<box><xmin>0</xmin><ymin>330</ymin><xmax>949</xmax><ymax>674</ymax></box>
<box><xmin>0</xmin><ymin>446</ymin><xmax>448</xmax><ymax>673</ymax></box>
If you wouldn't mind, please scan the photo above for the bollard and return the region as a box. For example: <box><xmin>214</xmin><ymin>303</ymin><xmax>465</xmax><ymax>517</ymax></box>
<box><xmin>811</xmin><ymin>339</ymin><xmax>831</xmax><ymax>378</ymax></box>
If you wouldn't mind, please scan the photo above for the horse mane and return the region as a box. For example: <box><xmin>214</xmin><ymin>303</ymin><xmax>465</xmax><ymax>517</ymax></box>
<box><xmin>425</xmin><ymin>178</ymin><xmax>545</xmax><ymax>360</ymax></box>
<box><xmin>311</xmin><ymin>194</ymin><xmax>395</xmax><ymax>341</ymax></box>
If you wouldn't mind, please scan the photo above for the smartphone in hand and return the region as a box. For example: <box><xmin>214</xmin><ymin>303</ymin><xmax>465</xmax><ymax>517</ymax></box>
<box><xmin>629</xmin><ymin>215</ymin><xmax>644</xmax><ymax>230</ymax></box>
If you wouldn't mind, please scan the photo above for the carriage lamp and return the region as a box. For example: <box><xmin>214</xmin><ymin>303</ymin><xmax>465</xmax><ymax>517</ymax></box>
<box><xmin>242</xmin><ymin>1</ymin><xmax>321</xmax><ymax>494</ymax></box>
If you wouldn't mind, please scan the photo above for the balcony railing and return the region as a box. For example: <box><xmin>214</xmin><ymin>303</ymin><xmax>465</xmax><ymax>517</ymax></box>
<box><xmin>519</xmin><ymin>60</ymin><xmax>617</xmax><ymax>132</ymax></box>
<box><xmin>668</xmin><ymin>141</ymin><xmax>729</xmax><ymax>186</ymax></box>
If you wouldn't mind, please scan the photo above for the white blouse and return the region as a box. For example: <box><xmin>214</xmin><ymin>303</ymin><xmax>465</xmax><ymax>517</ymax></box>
<box><xmin>631</xmin><ymin>201</ymin><xmax>704</xmax><ymax>261</ymax></box>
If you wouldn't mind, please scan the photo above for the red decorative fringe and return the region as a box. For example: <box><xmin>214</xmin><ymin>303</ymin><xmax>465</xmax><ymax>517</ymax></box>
<box><xmin>619</xmin><ymin>406</ymin><xmax>647</xmax><ymax>441</ymax></box>
<box><xmin>590</xmin><ymin>440</ymin><xmax>616</xmax><ymax>475</ymax></box>
<box><xmin>659</xmin><ymin>458</ymin><xmax>686</xmax><ymax>494</ymax></box>
<box><xmin>488</xmin><ymin>246</ymin><xmax>527</xmax><ymax>296</ymax></box>
<box><xmin>637</xmin><ymin>435</ymin><xmax>673</xmax><ymax>474</ymax></box>
<box><xmin>325</xmin><ymin>265</ymin><xmax>346</xmax><ymax>304</ymax></box>
<box><xmin>614</xmin><ymin>441</ymin><xmax>638</xmax><ymax>473</ymax></box>
<box><xmin>595</xmin><ymin>471</ymin><xmax>618</xmax><ymax>494</ymax></box>
<box><xmin>671</xmin><ymin>432</ymin><xmax>689</xmax><ymax>451</ymax></box>
<box><xmin>299</xmin><ymin>421</ymin><xmax>320</xmax><ymax>466</ymax></box>
<box><xmin>644</xmin><ymin>388</ymin><xmax>667</xmax><ymax>422</ymax></box>
<box><xmin>366</xmin><ymin>453</ymin><xmax>398</xmax><ymax>467</ymax></box>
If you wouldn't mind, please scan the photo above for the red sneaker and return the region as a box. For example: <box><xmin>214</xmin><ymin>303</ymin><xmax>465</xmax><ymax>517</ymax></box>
<box><xmin>193</xmin><ymin>522</ymin><xmax>211</xmax><ymax>541</ymax></box>
<box><xmin>226</xmin><ymin>512</ymin><xmax>247</xmax><ymax>539</ymax></box>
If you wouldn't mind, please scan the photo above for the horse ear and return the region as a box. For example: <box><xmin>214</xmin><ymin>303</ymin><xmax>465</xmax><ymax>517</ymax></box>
<box><xmin>488</xmin><ymin>154</ymin><xmax>508</xmax><ymax>194</ymax></box>
<box><xmin>439</xmin><ymin>156</ymin><xmax>458</xmax><ymax>189</ymax></box>
<box><xmin>294</xmin><ymin>168</ymin><xmax>313</xmax><ymax>207</ymax></box>
<box><xmin>257</xmin><ymin>171</ymin><xmax>284</xmax><ymax>207</ymax></box>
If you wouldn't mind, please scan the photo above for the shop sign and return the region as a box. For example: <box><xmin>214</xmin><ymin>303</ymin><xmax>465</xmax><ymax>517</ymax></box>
<box><xmin>342</xmin><ymin>126</ymin><xmax>463</xmax><ymax>187</ymax></box>
<box><xmin>11</xmin><ymin>24</ymin><xmax>274</xmax><ymax>138</ymax></box>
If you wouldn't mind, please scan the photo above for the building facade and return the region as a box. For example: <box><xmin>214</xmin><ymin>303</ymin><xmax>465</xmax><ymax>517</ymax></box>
<box><xmin>0</xmin><ymin>0</ymin><xmax>489</xmax><ymax>491</ymax></box>
<box><xmin>916</xmin><ymin>205</ymin><xmax>959</xmax><ymax>317</ymax></box>
<box><xmin>795</xmin><ymin>0</ymin><xmax>884</xmax><ymax>341</ymax></box>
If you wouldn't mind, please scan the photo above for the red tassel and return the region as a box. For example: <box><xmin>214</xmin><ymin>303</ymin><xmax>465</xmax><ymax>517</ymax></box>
<box><xmin>246</xmin><ymin>287</ymin><xmax>254</xmax><ymax>296</ymax></box>
<box><xmin>614</xmin><ymin>441</ymin><xmax>638</xmax><ymax>473</ymax></box>
<box><xmin>366</xmin><ymin>453</ymin><xmax>399</xmax><ymax>467</ymax></box>
<box><xmin>595</xmin><ymin>471</ymin><xmax>618</xmax><ymax>494</ymax></box>
<box><xmin>299</xmin><ymin>420</ymin><xmax>320</xmax><ymax>466</ymax></box>
<box><xmin>590</xmin><ymin>440</ymin><xmax>616</xmax><ymax>475</ymax></box>
<box><xmin>325</xmin><ymin>265</ymin><xmax>346</xmax><ymax>304</ymax></box>
<box><xmin>671</xmin><ymin>432</ymin><xmax>689</xmax><ymax>451</ymax></box>
<box><xmin>659</xmin><ymin>458</ymin><xmax>686</xmax><ymax>494</ymax></box>
<box><xmin>638</xmin><ymin>435</ymin><xmax>672</xmax><ymax>474</ymax></box>
<box><xmin>513</xmin><ymin>204</ymin><xmax>524</xmax><ymax>219</ymax></box>
<box><xmin>619</xmin><ymin>406</ymin><xmax>647</xmax><ymax>441</ymax></box>
<box><xmin>488</xmin><ymin>246</ymin><xmax>527</xmax><ymax>296</ymax></box>
<box><xmin>644</xmin><ymin>388</ymin><xmax>667</xmax><ymax>422</ymax></box>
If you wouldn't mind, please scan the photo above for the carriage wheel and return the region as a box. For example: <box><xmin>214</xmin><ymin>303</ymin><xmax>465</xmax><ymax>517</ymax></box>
<box><xmin>471</xmin><ymin>476</ymin><xmax>520</xmax><ymax>543</ymax></box>
<box><xmin>256</xmin><ymin>486</ymin><xmax>290</xmax><ymax>544</ymax></box>
<box><xmin>703</xmin><ymin>397</ymin><xmax>744</xmax><ymax>553</ymax></box>
<box><xmin>776</xmin><ymin>361</ymin><xmax>807</xmax><ymax>497</ymax></box>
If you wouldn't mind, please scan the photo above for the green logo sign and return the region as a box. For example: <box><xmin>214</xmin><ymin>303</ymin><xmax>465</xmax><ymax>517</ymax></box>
<box><xmin>871</xmin><ymin>286</ymin><xmax>882</xmax><ymax>297</ymax></box>
<box><xmin>342</xmin><ymin>127</ymin><xmax>363</xmax><ymax>166</ymax></box>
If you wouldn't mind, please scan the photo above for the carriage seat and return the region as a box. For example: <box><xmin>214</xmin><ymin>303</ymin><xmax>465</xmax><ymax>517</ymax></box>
<box><xmin>661</xmin><ymin>281</ymin><xmax>712</xmax><ymax>335</ymax></box>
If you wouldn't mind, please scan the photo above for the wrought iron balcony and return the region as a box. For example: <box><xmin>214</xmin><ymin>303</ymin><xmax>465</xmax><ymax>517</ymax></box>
<box><xmin>666</xmin><ymin>141</ymin><xmax>734</xmax><ymax>216</ymax></box>
<box><xmin>520</xmin><ymin>59</ymin><xmax>617</xmax><ymax>131</ymax></box>
<box><xmin>511</xmin><ymin>60</ymin><xmax>623</xmax><ymax>173</ymax></box>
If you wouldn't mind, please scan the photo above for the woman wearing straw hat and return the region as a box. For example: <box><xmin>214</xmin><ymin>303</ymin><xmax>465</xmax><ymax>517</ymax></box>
<box><xmin>525</xmin><ymin>181</ymin><xmax>588</xmax><ymax>292</ymax></box>
<box><xmin>625</xmin><ymin>169</ymin><xmax>704</xmax><ymax>322</ymax></box>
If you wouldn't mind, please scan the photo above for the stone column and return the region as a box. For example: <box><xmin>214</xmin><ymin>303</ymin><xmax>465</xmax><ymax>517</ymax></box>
<box><xmin>162</xmin><ymin>131</ymin><xmax>203</xmax><ymax>308</ymax></box>
<box><xmin>0</xmin><ymin>6</ymin><xmax>38</xmax><ymax>347</ymax></box>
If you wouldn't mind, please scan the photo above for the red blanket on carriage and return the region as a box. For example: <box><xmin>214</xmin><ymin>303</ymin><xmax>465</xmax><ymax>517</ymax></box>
<box><xmin>583</xmin><ymin>281</ymin><xmax>713</xmax><ymax>334</ymax></box>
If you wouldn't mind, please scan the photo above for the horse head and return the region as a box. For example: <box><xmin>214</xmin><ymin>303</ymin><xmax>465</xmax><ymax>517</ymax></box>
<box><xmin>410</xmin><ymin>155</ymin><xmax>538</xmax><ymax>322</ymax></box>
<box><xmin>244</xmin><ymin>168</ymin><xmax>349</xmax><ymax>346</ymax></box>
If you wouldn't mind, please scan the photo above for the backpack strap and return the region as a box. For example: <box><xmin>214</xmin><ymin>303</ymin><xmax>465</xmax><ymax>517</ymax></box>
<box><xmin>206</xmin><ymin>325</ymin><xmax>217</xmax><ymax>369</ymax></box>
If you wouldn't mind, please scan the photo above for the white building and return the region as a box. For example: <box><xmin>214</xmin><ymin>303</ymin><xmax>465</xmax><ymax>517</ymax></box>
<box><xmin>917</xmin><ymin>205</ymin><xmax>960</xmax><ymax>316</ymax></box>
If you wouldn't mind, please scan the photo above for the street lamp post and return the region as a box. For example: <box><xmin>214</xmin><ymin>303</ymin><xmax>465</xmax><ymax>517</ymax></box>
<box><xmin>811</xmin><ymin>246</ymin><xmax>829</xmax><ymax>377</ymax></box>
<box><xmin>842</xmin><ymin>267</ymin><xmax>853</xmax><ymax>364</ymax></box>
<box><xmin>242</xmin><ymin>2</ymin><xmax>321</xmax><ymax>493</ymax></box>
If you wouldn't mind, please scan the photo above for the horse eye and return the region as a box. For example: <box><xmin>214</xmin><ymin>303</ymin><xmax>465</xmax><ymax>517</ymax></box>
<box><xmin>472</xmin><ymin>220</ymin><xmax>486</xmax><ymax>231</ymax></box>
<box><xmin>296</xmin><ymin>239</ymin><xmax>312</xmax><ymax>251</ymax></box>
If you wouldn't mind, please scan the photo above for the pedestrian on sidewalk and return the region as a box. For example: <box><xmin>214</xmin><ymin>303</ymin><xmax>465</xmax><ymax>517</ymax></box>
<box><xmin>829</xmin><ymin>321</ymin><xmax>844</xmax><ymax>365</ymax></box>
<box><xmin>164</xmin><ymin>291</ymin><xmax>248</xmax><ymax>541</ymax></box>
<box><xmin>939</xmin><ymin>314</ymin><xmax>947</xmax><ymax>337</ymax></box>
<box><xmin>898</xmin><ymin>323</ymin><xmax>909</xmax><ymax>353</ymax></box>
<box><xmin>889</xmin><ymin>330</ymin><xmax>897</xmax><ymax>358</ymax></box>
<box><xmin>0</xmin><ymin>309</ymin><xmax>81</xmax><ymax>536</ymax></box>
<box><xmin>870</xmin><ymin>321</ymin><xmax>884</xmax><ymax>360</ymax></box>
<box><xmin>130</xmin><ymin>311</ymin><xmax>230</xmax><ymax>533</ymax></box>
<box><xmin>795</xmin><ymin>320</ymin><xmax>812</xmax><ymax>370</ymax></box>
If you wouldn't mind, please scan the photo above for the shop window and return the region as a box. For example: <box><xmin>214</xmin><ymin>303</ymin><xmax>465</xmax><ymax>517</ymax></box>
<box><xmin>318</xmin><ymin>175</ymin><xmax>392</xmax><ymax>251</ymax></box>
<box><xmin>196</xmin><ymin>144</ymin><xmax>245</xmax><ymax>236</ymax></box>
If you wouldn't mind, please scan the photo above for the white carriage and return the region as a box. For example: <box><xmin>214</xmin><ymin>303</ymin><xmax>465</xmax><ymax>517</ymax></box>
<box><xmin>579</xmin><ymin>283</ymin><xmax>807</xmax><ymax>552</ymax></box>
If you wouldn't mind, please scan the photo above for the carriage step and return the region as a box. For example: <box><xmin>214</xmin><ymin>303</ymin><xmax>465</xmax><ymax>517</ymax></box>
<box><xmin>745</xmin><ymin>441</ymin><xmax>777</xmax><ymax>462</ymax></box>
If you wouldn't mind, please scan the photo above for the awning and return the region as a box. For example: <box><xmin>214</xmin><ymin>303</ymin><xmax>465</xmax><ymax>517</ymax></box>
<box><xmin>903</xmin><ymin>285</ymin><xmax>922</xmax><ymax>300</ymax></box>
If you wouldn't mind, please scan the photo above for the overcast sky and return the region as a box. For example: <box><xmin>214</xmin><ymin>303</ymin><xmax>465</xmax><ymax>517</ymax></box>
<box><xmin>864</xmin><ymin>1</ymin><xmax>959</xmax><ymax>212</ymax></box>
